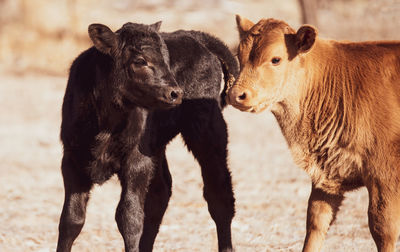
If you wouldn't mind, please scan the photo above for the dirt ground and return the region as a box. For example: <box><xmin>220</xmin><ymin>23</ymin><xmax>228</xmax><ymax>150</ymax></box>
<box><xmin>1</xmin><ymin>0</ymin><xmax>400</xmax><ymax>251</ymax></box>
<box><xmin>0</xmin><ymin>72</ymin><xmax>383</xmax><ymax>252</ymax></box>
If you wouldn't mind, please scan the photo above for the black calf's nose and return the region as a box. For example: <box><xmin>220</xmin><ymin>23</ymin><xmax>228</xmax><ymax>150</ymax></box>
<box><xmin>170</xmin><ymin>90</ymin><xmax>179</xmax><ymax>101</ymax></box>
<box><xmin>164</xmin><ymin>87</ymin><xmax>183</xmax><ymax>104</ymax></box>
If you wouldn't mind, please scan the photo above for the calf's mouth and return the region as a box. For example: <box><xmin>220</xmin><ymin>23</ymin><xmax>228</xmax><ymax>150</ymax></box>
<box><xmin>227</xmin><ymin>86</ymin><xmax>270</xmax><ymax>113</ymax></box>
<box><xmin>249</xmin><ymin>101</ymin><xmax>269</xmax><ymax>113</ymax></box>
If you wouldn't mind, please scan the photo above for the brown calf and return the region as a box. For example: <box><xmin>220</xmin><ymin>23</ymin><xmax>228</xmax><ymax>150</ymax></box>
<box><xmin>228</xmin><ymin>15</ymin><xmax>400</xmax><ymax>252</ymax></box>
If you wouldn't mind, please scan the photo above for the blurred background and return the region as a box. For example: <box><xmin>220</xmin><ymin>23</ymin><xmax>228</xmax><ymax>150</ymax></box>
<box><xmin>1</xmin><ymin>0</ymin><xmax>400</xmax><ymax>251</ymax></box>
<box><xmin>1</xmin><ymin>0</ymin><xmax>400</xmax><ymax>76</ymax></box>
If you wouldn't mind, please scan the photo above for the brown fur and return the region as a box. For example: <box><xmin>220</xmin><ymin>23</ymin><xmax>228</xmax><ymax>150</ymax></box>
<box><xmin>228</xmin><ymin>15</ymin><xmax>400</xmax><ymax>252</ymax></box>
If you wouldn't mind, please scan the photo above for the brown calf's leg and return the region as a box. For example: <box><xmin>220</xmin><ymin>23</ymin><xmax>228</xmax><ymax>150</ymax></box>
<box><xmin>302</xmin><ymin>185</ymin><xmax>344</xmax><ymax>252</ymax></box>
<box><xmin>367</xmin><ymin>181</ymin><xmax>400</xmax><ymax>252</ymax></box>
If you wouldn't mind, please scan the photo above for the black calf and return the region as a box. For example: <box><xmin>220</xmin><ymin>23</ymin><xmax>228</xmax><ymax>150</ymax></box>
<box><xmin>57</xmin><ymin>21</ymin><xmax>238</xmax><ymax>252</ymax></box>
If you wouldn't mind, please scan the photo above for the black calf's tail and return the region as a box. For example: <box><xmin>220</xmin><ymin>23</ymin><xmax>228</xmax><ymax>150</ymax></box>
<box><xmin>187</xmin><ymin>31</ymin><xmax>239</xmax><ymax>108</ymax></box>
<box><xmin>219</xmin><ymin>59</ymin><xmax>236</xmax><ymax>108</ymax></box>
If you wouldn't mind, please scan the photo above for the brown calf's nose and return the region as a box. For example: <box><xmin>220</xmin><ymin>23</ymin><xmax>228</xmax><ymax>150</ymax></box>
<box><xmin>229</xmin><ymin>87</ymin><xmax>252</xmax><ymax>105</ymax></box>
<box><xmin>237</xmin><ymin>91</ymin><xmax>247</xmax><ymax>101</ymax></box>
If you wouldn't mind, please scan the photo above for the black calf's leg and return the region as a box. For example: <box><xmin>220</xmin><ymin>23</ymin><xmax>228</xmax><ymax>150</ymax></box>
<box><xmin>57</xmin><ymin>156</ymin><xmax>92</xmax><ymax>252</ymax></box>
<box><xmin>180</xmin><ymin>100</ymin><xmax>235</xmax><ymax>252</ymax></box>
<box><xmin>139</xmin><ymin>152</ymin><xmax>172</xmax><ymax>252</ymax></box>
<box><xmin>116</xmin><ymin>158</ymin><xmax>154</xmax><ymax>252</ymax></box>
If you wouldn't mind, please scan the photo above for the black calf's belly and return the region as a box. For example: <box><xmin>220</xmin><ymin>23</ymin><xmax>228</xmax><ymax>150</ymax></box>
<box><xmin>87</xmin><ymin>132</ymin><xmax>121</xmax><ymax>184</ymax></box>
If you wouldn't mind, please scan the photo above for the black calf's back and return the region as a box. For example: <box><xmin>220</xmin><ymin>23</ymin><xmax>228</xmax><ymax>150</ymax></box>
<box><xmin>162</xmin><ymin>30</ymin><xmax>238</xmax><ymax>104</ymax></box>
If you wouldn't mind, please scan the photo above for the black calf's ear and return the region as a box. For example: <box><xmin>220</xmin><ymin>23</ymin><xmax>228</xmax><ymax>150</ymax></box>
<box><xmin>149</xmin><ymin>21</ymin><xmax>162</xmax><ymax>32</ymax></box>
<box><xmin>88</xmin><ymin>24</ymin><xmax>117</xmax><ymax>55</ymax></box>
<box><xmin>296</xmin><ymin>25</ymin><xmax>317</xmax><ymax>53</ymax></box>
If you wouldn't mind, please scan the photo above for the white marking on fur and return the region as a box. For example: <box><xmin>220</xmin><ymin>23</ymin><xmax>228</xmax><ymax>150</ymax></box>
<box><xmin>219</xmin><ymin>72</ymin><xmax>225</xmax><ymax>95</ymax></box>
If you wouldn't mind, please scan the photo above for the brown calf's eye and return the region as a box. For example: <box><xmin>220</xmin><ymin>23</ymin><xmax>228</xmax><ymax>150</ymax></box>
<box><xmin>271</xmin><ymin>57</ymin><xmax>281</xmax><ymax>65</ymax></box>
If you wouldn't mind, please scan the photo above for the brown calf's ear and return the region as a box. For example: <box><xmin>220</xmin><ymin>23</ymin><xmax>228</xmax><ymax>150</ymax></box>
<box><xmin>296</xmin><ymin>25</ymin><xmax>317</xmax><ymax>53</ymax></box>
<box><xmin>149</xmin><ymin>21</ymin><xmax>162</xmax><ymax>32</ymax></box>
<box><xmin>88</xmin><ymin>24</ymin><xmax>117</xmax><ymax>55</ymax></box>
<box><xmin>236</xmin><ymin>15</ymin><xmax>254</xmax><ymax>39</ymax></box>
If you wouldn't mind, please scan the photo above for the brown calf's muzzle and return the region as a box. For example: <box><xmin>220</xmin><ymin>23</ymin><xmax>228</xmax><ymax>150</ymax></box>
<box><xmin>227</xmin><ymin>85</ymin><xmax>255</xmax><ymax>112</ymax></box>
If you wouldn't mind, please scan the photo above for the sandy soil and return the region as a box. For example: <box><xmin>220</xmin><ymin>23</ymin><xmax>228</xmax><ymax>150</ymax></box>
<box><xmin>0</xmin><ymin>73</ymin><xmax>384</xmax><ymax>251</ymax></box>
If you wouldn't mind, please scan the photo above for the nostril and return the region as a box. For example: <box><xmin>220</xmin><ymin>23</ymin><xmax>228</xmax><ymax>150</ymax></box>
<box><xmin>238</xmin><ymin>92</ymin><xmax>247</xmax><ymax>101</ymax></box>
<box><xmin>170</xmin><ymin>90</ymin><xmax>178</xmax><ymax>100</ymax></box>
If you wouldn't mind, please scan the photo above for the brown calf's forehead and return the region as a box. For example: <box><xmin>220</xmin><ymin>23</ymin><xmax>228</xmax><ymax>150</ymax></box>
<box><xmin>251</xmin><ymin>18</ymin><xmax>293</xmax><ymax>34</ymax></box>
<box><xmin>238</xmin><ymin>18</ymin><xmax>295</xmax><ymax>66</ymax></box>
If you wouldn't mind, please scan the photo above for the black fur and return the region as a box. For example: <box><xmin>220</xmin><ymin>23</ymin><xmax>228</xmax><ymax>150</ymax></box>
<box><xmin>57</xmin><ymin>21</ymin><xmax>238</xmax><ymax>252</ymax></box>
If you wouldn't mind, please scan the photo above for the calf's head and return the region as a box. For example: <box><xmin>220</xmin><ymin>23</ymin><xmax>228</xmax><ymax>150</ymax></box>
<box><xmin>89</xmin><ymin>21</ymin><xmax>183</xmax><ymax>109</ymax></box>
<box><xmin>227</xmin><ymin>15</ymin><xmax>317</xmax><ymax>113</ymax></box>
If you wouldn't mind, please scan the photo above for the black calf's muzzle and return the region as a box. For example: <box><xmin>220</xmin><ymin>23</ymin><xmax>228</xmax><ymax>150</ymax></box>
<box><xmin>162</xmin><ymin>86</ymin><xmax>183</xmax><ymax>105</ymax></box>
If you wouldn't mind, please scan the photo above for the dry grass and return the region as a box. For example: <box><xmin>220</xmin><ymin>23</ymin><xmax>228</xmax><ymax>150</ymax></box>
<box><xmin>1</xmin><ymin>0</ymin><xmax>400</xmax><ymax>251</ymax></box>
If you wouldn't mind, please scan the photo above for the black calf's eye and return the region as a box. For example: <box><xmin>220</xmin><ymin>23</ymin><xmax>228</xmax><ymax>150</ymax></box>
<box><xmin>133</xmin><ymin>58</ymin><xmax>147</xmax><ymax>67</ymax></box>
<box><xmin>271</xmin><ymin>57</ymin><xmax>281</xmax><ymax>65</ymax></box>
